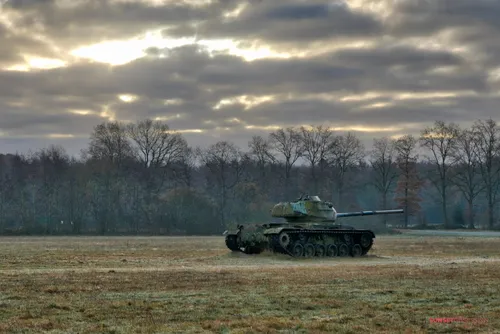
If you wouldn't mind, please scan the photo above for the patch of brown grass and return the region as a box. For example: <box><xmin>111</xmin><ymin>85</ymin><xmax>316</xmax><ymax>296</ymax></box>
<box><xmin>371</xmin><ymin>235</ymin><xmax>500</xmax><ymax>257</ymax></box>
<box><xmin>0</xmin><ymin>235</ymin><xmax>498</xmax><ymax>333</ymax></box>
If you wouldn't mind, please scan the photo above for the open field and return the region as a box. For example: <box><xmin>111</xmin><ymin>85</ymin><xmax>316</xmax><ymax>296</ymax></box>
<box><xmin>397</xmin><ymin>229</ymin><xmax>500</xmax><ymax>238</ymax></box>
<box><xmin>0</xmin><ymin>234</ymin><xmax>499</xmax><ymax>333</ymax></box>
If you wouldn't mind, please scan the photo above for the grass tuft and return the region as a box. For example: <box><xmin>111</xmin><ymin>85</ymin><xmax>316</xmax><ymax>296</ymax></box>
<box><xmin>0</xmin><ymin>235</ymin><xmax>499</xmax><ymax>333</ymax></box>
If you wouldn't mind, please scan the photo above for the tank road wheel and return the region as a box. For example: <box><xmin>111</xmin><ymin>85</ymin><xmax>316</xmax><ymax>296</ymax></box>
<box><xmin>292</xmin><ymin>243</ymin><xmax>304</xmax><ymax>257</ymax></box>
<box><xmin>326</xmin><ymin>244</ymin><xmax>337</xmax><ymax>257</ymax></box>
<box><xmin>315</xmin><ymin>244</ymin><xmax>326</xmax><ymax>257</ymax></box>
<box><xmin>278</xmin><ymin>232</ymin><xmax>291</xmax><ymax>248</ymax></box>
<box><xmin>360</xmin><ymin>233</ymin><xmax>373</xmax><ymax>248</ymax></box>
<box><xmin>351</xmin><ymin>244</ymin><xmax>362</xmax><ymax>257</ymax></box>
<box><xmin>298</xmin><ymin>233</ymin><xmax>307</xmax><ymax>243</ymax></box>
<box><xmin>304</xmin><ymin>243</ymin><xmax>315</xmax><ymax>257</ymax></box>
<box><xmin>338</xmin><ymin>243</ymin><xmax>349</xmax><ymax>257</ymax></box>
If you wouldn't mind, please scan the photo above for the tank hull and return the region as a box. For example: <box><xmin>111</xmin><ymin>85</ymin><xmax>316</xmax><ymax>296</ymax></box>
<box><xmin>224</xmin><ymin>224</ymin><xmax>375</xmax><ymax>258</ymax></box>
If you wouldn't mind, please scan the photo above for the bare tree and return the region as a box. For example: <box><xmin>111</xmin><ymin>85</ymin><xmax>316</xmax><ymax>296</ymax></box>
<box><xmin>249</xmin><ymin>135</ymin><xmax>276</xmax><ymax>166</ymax></box>
<box><xmin>85</xmin><ymin>121</ymin><xmax>134</xmax><ymax>167</ymax></box>
<box><xmin>394</xmin><ymin>135</ymin><xmax>420</xmax><ymax>228</ymax></box>
<box><xmin>34</xmin><ymin>145</ymin><xmax>70</xmax><ymax>233</ymax></box>
<box><xmin>369</xmin><ymin>137</ymin><xmax>399</xmax><ymax>226</ymax></box>
<box><xmin>268</xmin><ymin>127</ymin><xmax>302</xmax><ymax>194</ymax></box>
<box><xmin>451</xmin><ymin>128</ymin><xmax>483</xmax><ymax>229</ymax></box>
<box><xmin>328</xmin><ymin>132</ymin><xmax>365</xmax><ymax>209</ymax></box>
<box><xmin>7</xmin><ymin>116</ymin><xmax>500</xmax><ymax>237</ymax></box>
<box><xmin>472</xmin><ymin>118</ymin><xmax>500</xmax><ymax>229</ymax></box>
<box><xmin>127</xmin><ymin>119</ymin><xmax>188</xmax><ymax>169</ymax></box>
<box><xmin>125</xmin><ymin>119</ymin><xmax>190</xmax><ymax>231</ymax></box>
<box><xmin>248</xmin><ymin>135</ymin><xmax>276</xmax><ymax>193</ymax></box>
<box><xmin>197</xmin><ymin>141</ymin><xmax>245</xmax><ymax>229</ymax></box>
<box><xmin>419</xmin><ymin>121</ymin><xmax>460</xmax><ymax>228</ymax></box>
<box><xmin>172</xmin><ymin>147</ymin><xmax>196</xmax><ymax>188</ymax></box>
<box><xmin>83</xmin><ymin>121</ymin><xmax>134</xmax><ymax>234</ymax></box>
<box><xmin>299</xmin><ymin>125</ymin><xmax>335</xmax><ymax>195</ymax></box>
<box><xmin>127</xmin><ymin>118</ymin><xmax>189</xmax><ymax>190</ymax></box>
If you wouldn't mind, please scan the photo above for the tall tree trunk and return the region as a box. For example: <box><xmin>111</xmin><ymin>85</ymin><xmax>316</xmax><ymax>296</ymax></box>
<box><xmin>442</xmin><ymin>182</ymin><xmax>448</xmax><ymax>228</ymax></box>
<box><xmin>488</xmin><ymin>192</ymin><xmax>494</xmax><ymax>229</ymax></box>
<box><xmin>381</xmin><ymin>193</ymin><xmax>387</xmax><ymax>227</ymax></box>
<box><xmin>404</xmin><ymin>179</ymin><xmax>409</xmax><ymax>228</ymax></box>
<box><xmin>467</xmin><ymin>198</ymin><xmax>474</xmax><ymax>229</ymax></box>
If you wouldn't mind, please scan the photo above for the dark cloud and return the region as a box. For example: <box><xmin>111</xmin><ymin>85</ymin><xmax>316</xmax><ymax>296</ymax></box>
<box><xmin>3</xmin><ymin>0</ymin><xmax>232</xmax><ymax>49</ymax></box>
<box><xmin>263</xmin><ymin>3</ymin><xmax>334</xmax><ymax>20</ymax></box>
<box><xmin>0</xmin><ymin>70</ymin><xmax>35</xmax><ymax>97</ymax></box>
<box><xmin>386</xmin><ymin>0</ymin><xmax>500</xmax><ymax>67</ymax></box>
<box><xmin>192</xmin><ymin>45</ymin><xmax>486</xmax><ymax>96</ymax></box>
<box><xmin>0</xmin><ymin>38</ymin><xmax>494</xmax><ymax>155</ymax></box>
<box><xmin>0</xmin><ymin>20</ymin><xmax>55</xmax><ymax>65</ymax></box>
<box><xmin>109</xmin><ymin>97</ymin><xmax>207</xmax><ymax>125</ymax></box>
<box><xmin>0</xmin><ymin>23</ymin><xmax>20</xmax><ymax>64</ymax></box>
<box><xmin>210</xmin><ymin>96</ymin><xmax>495</xmax><ymax>130</ymax></box>
<box><xmin>2</xmin><ymin>0</ymin><xmax>55</xmax><ymax>9</ymax></box>
<box><xmin>166</xmin><ymin>0</ymin><xmax>381</xmax><ymax>47</ymax></box>
<box><xmin>3</xmin><ymin>42</ymin><xmax>483</xmax><ymax>112</ymax></box>
<box><xmin>331</xmin><ymin>45</ymin><xmax>462</xmax><ymax>72</ymax></box>
<box><xmin>1</xmin><ymin>0</ymin><xmax>500</xmax><ymax>155</ymax></box>
<box><xmin>388</xmin><ymin>0</ymin><xmax>500</xmax><ymax>35</ymax></box>
<box><xmin>196</xmin><ymin>56</ymin><xmax>364</xmax><ymax>94</ymax></box>
<box><xmin>0</xmin><ymin>95</ymin><xmax>107</xmax><ymax>135</ymax></box>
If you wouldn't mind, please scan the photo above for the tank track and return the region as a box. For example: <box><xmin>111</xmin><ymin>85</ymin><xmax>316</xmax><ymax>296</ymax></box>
<box><xmin>265</xmin><ymin>229</ymin><xmax>374</xmax><ymax>258</ymax></box>
<box><xmin>225</xmin><ymin>234</ymin><xmax>266</xmax><ymax>254</ymax></box>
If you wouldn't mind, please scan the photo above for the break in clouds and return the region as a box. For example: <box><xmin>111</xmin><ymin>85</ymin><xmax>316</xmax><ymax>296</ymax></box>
<box><xmin>1</xmin><ymin>0</ymin><xmax>500</xmax><ymax>154</ymax></box>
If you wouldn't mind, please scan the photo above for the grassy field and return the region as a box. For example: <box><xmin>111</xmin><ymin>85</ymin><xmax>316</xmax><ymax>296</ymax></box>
<box><xmin>0</xmin><ymin>234</ymin><xmax>499</xmax><ymax>333</ymax></box>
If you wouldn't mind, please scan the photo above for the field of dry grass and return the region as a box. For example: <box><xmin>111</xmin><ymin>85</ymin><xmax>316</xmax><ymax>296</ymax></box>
<box><xmin>0</xmin><ymin>234</ymin><xmax>499</xmax><ymax>333</ymax></box>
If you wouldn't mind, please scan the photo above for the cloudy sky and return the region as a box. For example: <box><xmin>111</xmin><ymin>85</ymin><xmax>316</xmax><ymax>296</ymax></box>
<box><xmin>1</xmin><ymin>0</ymin><xmax>499</xmax><ymax>156</ymax></box>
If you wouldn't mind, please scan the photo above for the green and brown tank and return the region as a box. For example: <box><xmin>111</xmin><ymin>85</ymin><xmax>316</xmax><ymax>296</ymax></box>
<box><xmin>223</xmin><ymin>195</ymin><xmax>404</xmax><ymax>258</ymax></box>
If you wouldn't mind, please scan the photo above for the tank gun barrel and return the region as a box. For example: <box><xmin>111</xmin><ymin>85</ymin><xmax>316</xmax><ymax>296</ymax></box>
<box><xmin>336</xmin><ymin>209</ymin><xmax>404</xmax><ymax>218</ymax></box>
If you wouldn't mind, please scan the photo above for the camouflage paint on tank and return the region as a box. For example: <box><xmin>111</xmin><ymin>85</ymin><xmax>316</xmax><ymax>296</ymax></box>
<box><xmin>270</xmin><ymin>195</ymin><xmax>337</xmax><ymax>222</ymax></box>
<box><xmin>238</xmin><ymin>224</ymin><xmax>268</xmax><ymax>245</ymax></box>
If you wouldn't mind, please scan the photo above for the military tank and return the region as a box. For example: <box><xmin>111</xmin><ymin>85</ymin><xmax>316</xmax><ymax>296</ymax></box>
<box><xmin>224</xmin><ymin>194</ymin><xmax>404</xmax><ymax>257</ymax></box>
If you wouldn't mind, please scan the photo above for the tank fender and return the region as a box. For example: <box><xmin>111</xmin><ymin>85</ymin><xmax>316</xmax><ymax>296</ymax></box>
<box><xmin>263</xmin><ymin>227</ymin><xmax>286</xmax><ymax>235</ymax></box>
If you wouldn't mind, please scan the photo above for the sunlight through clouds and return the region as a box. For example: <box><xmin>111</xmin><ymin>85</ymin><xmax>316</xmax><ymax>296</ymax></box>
<box><xmin>118</xmin><ymin>94</ymin><xmax>139</xmax><ymax>103</ymax></box>
<box><xmin>213</xmin><ymin>95</ymin><xmax>276</xmax><ymax>110</ymax></box>
<box><xmin>5</xmin><ymin>57</ymin><xmax>66</xmax><ymax>71</ymax></box>
<box><xmin>68</xmin><ymin>109</ymin><xmax>95</xmax><ymax>116</ymax></box>
<box><xmin>71</xmin><ymin>33</ymin><xmax>294</xmax><ymax>65</ymax></box>
<box><xmin>1</xmin><ymin>0</ymin><xmax>500</xmax><ymax>154</ymax></box>
<box><xmin>71</xmin><ymin>31</ymin><xmax>196</xmax><ymax>65</ymax></box>
<box><xmin>27</xmin><ymin>57</ymin><xmax>66</xmax><ymax>69</ymax></box>
<box><xmin>47</xmin><ymin>133</ymin><xmax>75</xmax><ymax>138</ymax></box>
<box><xmin>154</xmin><ymin>114</ymin><xmax>182</xmax><ymax>121</ymax></box>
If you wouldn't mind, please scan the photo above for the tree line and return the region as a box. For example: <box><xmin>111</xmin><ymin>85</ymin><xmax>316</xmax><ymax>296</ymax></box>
<box><xmin>0</xmin><ymin>118</ymin><xmax>499</xmax><ymax>235</ymax></box>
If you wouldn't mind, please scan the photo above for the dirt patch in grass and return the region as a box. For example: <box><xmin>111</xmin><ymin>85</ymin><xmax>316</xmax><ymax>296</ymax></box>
<box><xmin>0</xmin><ymin>235</ymin><xmax>498</xmax><ymax>333</ymax></box>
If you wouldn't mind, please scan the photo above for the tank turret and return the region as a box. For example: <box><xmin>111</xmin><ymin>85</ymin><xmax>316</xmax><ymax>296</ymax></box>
<box><xmin>270</xmin><ymin>195</ymin><xmax>338</xmax><ymax>222</ymax></box>
<box><xmin>270</xmin><ymin>194</ymin><xmax>403</xmax><ymax>223</ymax></box>
<box><xmin>224</xmin><ymin>195</ymin><xmax>404</xmax><ymax>258</ymax></box>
